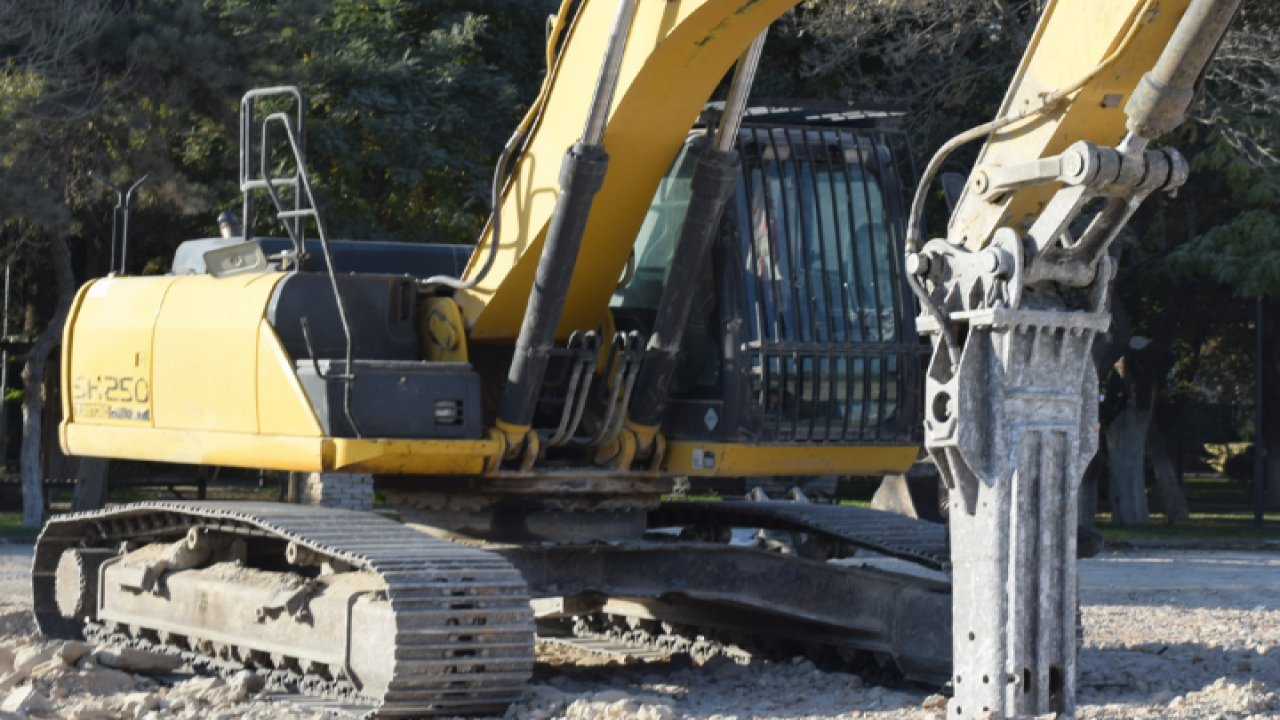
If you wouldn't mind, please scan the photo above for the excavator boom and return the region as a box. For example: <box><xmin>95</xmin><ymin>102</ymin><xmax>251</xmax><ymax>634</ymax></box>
<box><xmin>454</xmin><ymin>0</ymin><xmax>796</xmax><ymax>341</ymax></box>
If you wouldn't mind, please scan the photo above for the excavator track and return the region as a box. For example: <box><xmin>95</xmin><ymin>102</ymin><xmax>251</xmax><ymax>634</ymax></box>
<box><xmin>650</xmin><ymin>499</ymin><xmax>952</xmax><ymax>570</ymax></box>
<box><xmin>32</xmin><ymin>502</ymin><xmax>535</xmax><ymax>718</ymax></box>
<box><xmin>556</xmin><ymin>610</ymin><xmax>907</xmax><ymax>683</ymax></box>
<box><xmin>501</xmin><ymin>499</ymin><xmax>954</xmax><ymax>684</ymax></box>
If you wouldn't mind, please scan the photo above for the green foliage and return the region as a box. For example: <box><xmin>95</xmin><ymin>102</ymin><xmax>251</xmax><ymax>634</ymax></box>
<box><xmin>297</xmin><ymin>1</ymin><xmax>530</xmax><ymax>243</ymax></box>
<box><xmin>2</xmin><ymin>0</ymin><xmax>557</xmax><ymax>289</ymax></box>
<box><xmin>0</xmin><ymin>513</ymin><xmax>39</xmax><ymax>543</ymax></box>
<box><xmin>1164</xmin><ymin>0</ymin><xmax>1280</xmax><ymax>306</ymax></box>
<box><xmin>1173</xmin><ymin>209</ymin><xmax>1280</xmax><ymax>299</ymax></box>
<box><xmin>784</xmin><ymin>0</ymin><xmax>1041</xmax><ymax>155</ymax></box>
<box><xmin>1167</xmin><ymin>137</ymin><xmax>1280</xmax><ymax>301</ymax></box>
<box><xmin>1095</xmin><ymin>513</ymin><xmax>1280</xmax><ymax>542</ymax></box>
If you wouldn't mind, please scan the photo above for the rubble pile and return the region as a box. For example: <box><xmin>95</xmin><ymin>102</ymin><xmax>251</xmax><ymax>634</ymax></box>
<box><xmin>0</xmin><ymin>609</ymin><xmax>323</xmax><ymax>720</ymax></box>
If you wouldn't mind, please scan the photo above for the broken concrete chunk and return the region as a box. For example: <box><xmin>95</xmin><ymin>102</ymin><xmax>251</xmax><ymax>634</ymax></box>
<box><xmin>124</xmin><ymin>690</ymin><xmax>160</xmax><ymax>710</ymax></box>
<box><xmin>57</xmin><ymin>640</ymin><xmax>93</xmax><ymax>666</ymax></box>
<box><xmin>11</xmin><ymin>644</ymin><xmax>56</xmax><ymax>675</ymax></box>
<box><xmin>66</xmin><ymin>707</ymin><xmax>117</xmax><ymax>720</ymax></box>
<box><xmin>82</xmin><ymin>666</ymin><xmax>140</xmax><ymax>695</ymax></box>
<box><xmin>118</xmin><ymin>690</ymin><xmax>161</xmax><ymax>718</ymax></box>
<box><xmin>29</xmin><ymin>657</ymin><xmax>72</xmax><ymax>680</ymax></box>
<box><xmin>0</xmin><ymin>684</ymin><xmax>50</xmax><ymax>714</ymax></box>
<box><xmin>175</xmin><ymin>674</ymin><xmax>225</xmax><ymax>703</ymax></box>
<box><xmin>96</xmin><ymin>647</ymin><xmax>184</xmax><ymax>675</ymax></box>
<box><xmin>0</xmin><ymin>673</ymin><xmax>23</xmax><ymax>696</ymax></box>
<box><xmin>227</xmin><ymin>670</ymin><xmax>265</xmax><ymax>702</ymax></box>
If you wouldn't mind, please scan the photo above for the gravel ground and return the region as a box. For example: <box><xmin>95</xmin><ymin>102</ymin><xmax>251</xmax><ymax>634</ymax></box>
<box><xmin>0</xmin><ymin>544</ymin><xmax>1273</xmax><ymax>719</ymax></box>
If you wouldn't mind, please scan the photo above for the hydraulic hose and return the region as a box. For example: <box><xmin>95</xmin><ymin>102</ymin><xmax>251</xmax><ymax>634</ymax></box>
<box><xmin>421</xmin><ymin>0</ymin><xmax>577</xmax><ymax>291</ymax></box>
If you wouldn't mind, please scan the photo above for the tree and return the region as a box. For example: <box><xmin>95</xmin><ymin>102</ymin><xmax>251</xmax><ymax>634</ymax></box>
<box><xmin>283</xmin><ymin>0</ymin><xmax>545</xmax><ymax>244</ymax></box>
<box><xmin>1</xmin><ymin>0</ymin><xmax>119</xmax><ymax>528</ymax></box>
<box><xmin>785</xmin><ymin>0</ymin><xmax>1043</xmax><ymax>154</ymax></box>
<box><xmin>1102</xmin><ymin>336</ymin><xmax>1189</xmax><ymax>524</ymax></box>
<box><xmin>1163</xmin><ymin>0</ymin><xmax>1280</xmax><ymax>509</ymax></box>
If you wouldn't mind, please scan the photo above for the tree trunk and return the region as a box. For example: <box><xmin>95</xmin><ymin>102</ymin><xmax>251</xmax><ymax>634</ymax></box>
<box><xmin>1264</xmin><ymin>413</ymin><xmax>1280</xmax><ymax>510</ymax></box>
<box><xmin>1265</xmin><ymin>451</ymin><xmax>1280</xmax><ymax>510</ymax></box>
<box><xmin>1101</xmin><ymin>330</ymin><xmax>1174</xmax><ymax>526</ymax></box>
<box><xmin>1078</xmin><ymin>452</ymin><xmax>1103</xmax><ymax>527</ymax></box>
<box><xmin>1105</xmin><ymin>404</ymin><xmax>1151</xmax><ymax>525</ymax></box>
<box><xmin>20</xmin><ymin>234</ymin><xmax>76</xmax><ymax>529</ymax></box>
<box><xmin>1264</xmin><ymin>301</ymin><xmax>1280</xmax><ymax>510</ymax></box>
<box><xmin>0</xmin><ymin>353</ymin><xmax>9</xmax><ymax>466</ymax></box>
<box><xmin>1146</xmin><ymin>422</ymin><xmax>1189</xmax><ymax>521</ymax></box>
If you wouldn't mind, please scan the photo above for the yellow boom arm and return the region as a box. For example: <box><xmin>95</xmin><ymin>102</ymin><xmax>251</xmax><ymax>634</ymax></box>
<box><xmin>454</xmin><ymin>0</ymin><xmax>1207</xmax><ymax>342</ymax></box>
<box><xmin>455</xmin><ymin>0</ymin><xmax>796</xmax><ymax>341</ymax></box>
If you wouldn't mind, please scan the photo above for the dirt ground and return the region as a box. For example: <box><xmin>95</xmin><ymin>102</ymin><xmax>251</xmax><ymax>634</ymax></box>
<box><xmin>0</xmin><ymin>544</ymin><xmax>1274</xmax><ymax>719</ymax></box>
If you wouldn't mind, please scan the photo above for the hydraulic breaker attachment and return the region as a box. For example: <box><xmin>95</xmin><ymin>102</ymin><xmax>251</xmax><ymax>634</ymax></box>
<box><xmin>906</xmin><ymin>1</ymin><xmax>1239</xmax><ymax>715</ymax></box>
<box><xmin>913</xmin><ymin>222</ymin><xmax>1114</xmax><ymax>719</ymax></box>
<box><xmin>912</xmin><ymin>138</ymin><xmax>1182</xmax><ymax>720</ymax></box>
<box><xmin>918</xmin><ymin>297</ymin><xmax>1106</xmax><ymax>718</ymax></box>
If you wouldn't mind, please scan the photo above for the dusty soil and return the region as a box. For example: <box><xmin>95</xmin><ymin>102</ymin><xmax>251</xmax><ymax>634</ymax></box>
<box><xmin>0</xmin><ymin>544</ymin><xmax>1273</xmax><ymax>719</ymax></box>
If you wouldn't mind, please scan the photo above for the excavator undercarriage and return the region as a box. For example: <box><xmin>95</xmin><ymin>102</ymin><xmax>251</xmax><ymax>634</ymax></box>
<box><xmin>36</xmin><ymin>499</ymin><xmax>952</xmax><ymax>716</ymax></box>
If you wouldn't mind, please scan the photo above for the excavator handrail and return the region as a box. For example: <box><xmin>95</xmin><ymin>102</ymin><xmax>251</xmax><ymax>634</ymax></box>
<box><xmin>256</xmin><ymin>107</ymin><xmax>362</xmax><ymax>438</ymax></box>
<box><xmin>239</xmin><ymin>86</ymin><xmax>307</xmax><ymax>242</ymax></box>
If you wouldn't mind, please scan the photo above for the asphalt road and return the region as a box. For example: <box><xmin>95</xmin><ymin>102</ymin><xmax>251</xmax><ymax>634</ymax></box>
<box><xmin>1079</xmin><ymin>549</ymin><xmax>1280</xmax><ymax>594</ymax></box>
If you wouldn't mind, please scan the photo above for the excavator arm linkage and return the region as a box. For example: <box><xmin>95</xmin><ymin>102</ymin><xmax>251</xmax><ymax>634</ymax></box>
<box><xmin>902</xmin><ymin>1</ymin><xmax>1239</xmax><ymax>717</ymax></box>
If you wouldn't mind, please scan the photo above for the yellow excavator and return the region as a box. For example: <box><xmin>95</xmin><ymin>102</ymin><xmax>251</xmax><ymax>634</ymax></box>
<box><xmin>35</xmin><ymin>0</ymin><xmax>1238</xmax><ymax>718</ymax></box>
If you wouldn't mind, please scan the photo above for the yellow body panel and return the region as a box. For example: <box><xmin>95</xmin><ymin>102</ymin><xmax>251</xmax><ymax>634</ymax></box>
<box><xmin>457</xmin><ymin>0</ymin><xmax>796</xmax><ymax>341</ymax></box>
<box><xmin>256</xmin><ymin>321</ymin><xmax>323</xmax><ymax>437</ymax></box>
<box><xmin>328</xmin><ymin>437</ymin><xmax>501</xmax><ymax>475</ymax></box>
<box><xmin>664</xmin><ymin>442</ymin><xmax>918</xmax><ymax>478</ymax></box>
<box><xmin>62</xmin><ymin>277</ymin><xmax>174</xmax><ymax>428</ymax></box>
<box><xmin>950</xmin><ymin>0</ymin><xmax>1193</xmax><ymax>250</ymax></box>
<box><xmin>62</xmin><ymin>423</ymin><xmax>500</xmax><ymax>475</ymax></box>
<box><xmin>65</xmin><ymin>272</ymin><xmax>319</xmax><ymax>443</ymax></box>
<box><xmin>62</xmin><ymin>272</ymin><xmax>504</xmax><ymax>475</ymax></box>
<box><xmin>151</xmin><ymin>274</ymin><xmax>282</xmax><ymax>432</ymax></box>
<box><xmin>64</xmin><ymin>423</ymin><xmax>327</xmax><ymax>471</ymax></box>
<box><xmin>64</xmin><ymin>272</ymin><xmax>295</xmax><ymax>450</ymax></box>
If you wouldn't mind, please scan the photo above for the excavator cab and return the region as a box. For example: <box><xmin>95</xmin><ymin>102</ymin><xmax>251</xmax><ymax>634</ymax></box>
<box><xmin>611</xmin><ymin>109</ymin><xmax>922</xmax><ymax>465</ymax></box>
